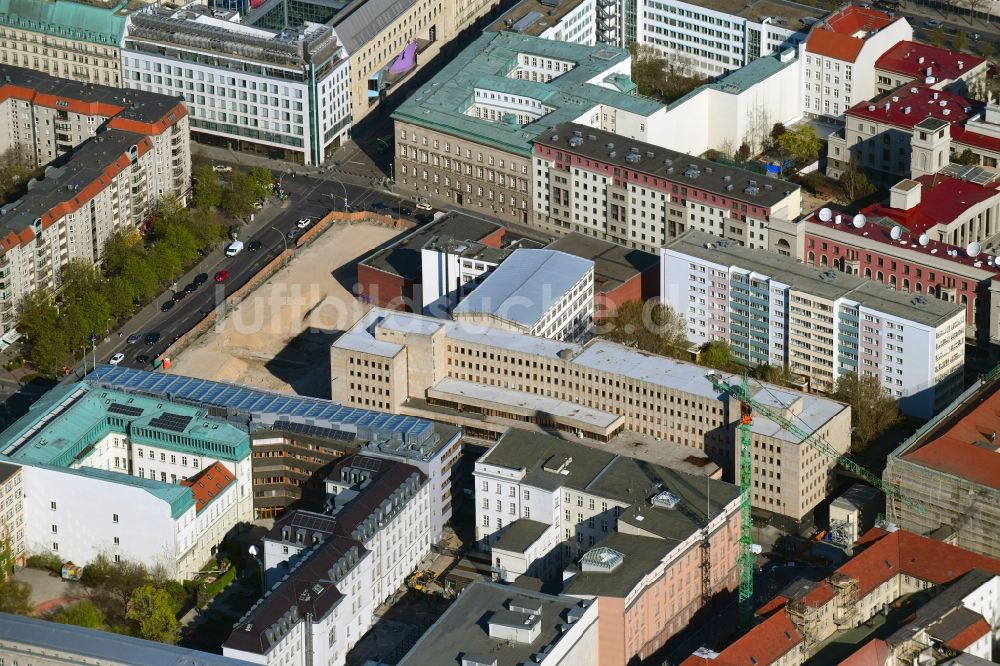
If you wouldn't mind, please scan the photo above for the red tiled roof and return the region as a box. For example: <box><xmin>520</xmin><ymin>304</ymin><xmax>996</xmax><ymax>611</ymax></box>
<box><xmin>755</xmin><ymin>595</ymin><xmax>788</xmax><ymax>617</ymax></box>
<box><xmin>903</xmin><ymin>387</ymin><xmax>1000</xmax><ymax>491</ymax></box>
<box><xmin>805</xmin><ymin>6</ymin><xmax>895</xmax><ymax>61</ymax></box>
<box><xmin>680</xmin><ymin>610</ymin><xmax>803</xmax><ymax>666</ymax></box>
<box><xmin>952</xmin><ymin>125</ymin><xmax>1000</xmax><ymax>155</ymax></box>
<box><xmin>944</xmin><ymin>617</ymin><xmax>990</xmax><ymax>650</ymax></box>
<box><xmin>839</xmin><ymin>638</ymin><xmax>890</xmax><ymax>666</ymax></box>
<box><xmin>798</xmin><ymin>581</ymin><xmax>835</xmax><ymax>607</ymax></box>
<box><xmin>847</xmin><ymin>83</ymin><xmax>979</xmax><ymax>129</ymax></box>
<box><xmin>859</xmin><ymin>174</ymin><xmax>1000</xmax><ymax>235</ymax></box>
<box><xmin>875</xmin><ymin>41</ymin><xmax>986</xmax><ymax>83</ymax></box>
<box><xmin>840</xmin><ymin>529</ymin><xmax>1000</xmax><ymax>597</ymax></box>
<box><xmin>181</xmin><ymin>462</ymin><xmax>236</xmax><ymax>513</ymax></box>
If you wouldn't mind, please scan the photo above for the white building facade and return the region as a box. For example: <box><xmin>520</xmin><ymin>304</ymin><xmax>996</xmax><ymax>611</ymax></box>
<box><xmin>661</xmin><ymin>231</ymin><xmax>966</xmax><ymax>415</ymax></box>
<box><xmin>632</xmin><ymin>0</ymin><xmax>810</xmax><ymax>77</ymax></box>
<box><xmin>0</xmin><ymin>384</ymin><xmax>253</xmax><ymax>579</ymax></box>
<box><xmin>123</xmin><ymin>4</ymin><xmax>350</xmax><ymax>166</ymax></box>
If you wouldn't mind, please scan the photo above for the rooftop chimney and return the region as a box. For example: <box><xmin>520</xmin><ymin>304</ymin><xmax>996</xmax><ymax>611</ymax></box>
<box><xmin>890</xmin><ymin>179</ymin><xmax>922</xmax><ymax>211</ymax></box>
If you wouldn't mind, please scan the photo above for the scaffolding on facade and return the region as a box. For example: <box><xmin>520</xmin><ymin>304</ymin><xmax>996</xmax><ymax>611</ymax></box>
<box><xmin>829</xmin><ymin>572</ymin><xmax>859</xmax><ymax>627</ymax></box>
<box><xmin>787</xmin><ymin>598</ymin><xmax>822</xmax><ymax>650</ymax></box>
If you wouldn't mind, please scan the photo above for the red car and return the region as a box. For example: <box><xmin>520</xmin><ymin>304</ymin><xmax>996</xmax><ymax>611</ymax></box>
<box><xmin>214</xmin><ymin>270</ymin><xmax>229</xmax><ymax>283</ymax></box>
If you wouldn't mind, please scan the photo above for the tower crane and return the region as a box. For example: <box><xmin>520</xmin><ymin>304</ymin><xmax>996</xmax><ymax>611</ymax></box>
<box><xmin>707</xmin><ymin>373</ymin><xmax>926</xmax><ymax>627</ymax></box>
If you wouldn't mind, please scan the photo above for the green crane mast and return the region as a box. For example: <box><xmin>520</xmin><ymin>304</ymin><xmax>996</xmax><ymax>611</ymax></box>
<box><xmin>708</xmin><ymin>373</ymin><xmax>925</xmax><ymax>628</ymax></box>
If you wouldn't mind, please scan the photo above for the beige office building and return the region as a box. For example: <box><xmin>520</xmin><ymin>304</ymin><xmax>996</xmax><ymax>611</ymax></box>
<box><xmin>332</xmin><ymin>309</ymin><xmax>852</xmax><ymax>525</ymax></box>
<box><xmin>0</xmin><ymin>0</ymin><xmax>127</xmax><ymax>87</ymax></box>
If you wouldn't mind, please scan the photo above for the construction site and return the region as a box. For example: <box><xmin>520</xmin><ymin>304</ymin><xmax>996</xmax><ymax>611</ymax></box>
<box><xmin>883</xmin><ymin>370</ymin><xmax>1000</xmax><ymax>560</ymax></box>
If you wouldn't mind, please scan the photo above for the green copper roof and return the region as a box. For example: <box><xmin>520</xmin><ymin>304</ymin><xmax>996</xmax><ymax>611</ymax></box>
<box><xmin>392</xmin><ymin>31</ymin><xmax>662</xmax><ymax>157</ymax></box>
<box><xmin>0</xmin><ymin>0</ymin><xmax>128</xmax><ymax>46</ymax></box>
<box><xmin>0</xmin><ymin>383</ymin><xmax>247</xmax><ymax>519</ymax></box>
<box><xmin>0</xmin><ymin>383</ymin><xmax>250</xmax><ymax>467</ymax></box>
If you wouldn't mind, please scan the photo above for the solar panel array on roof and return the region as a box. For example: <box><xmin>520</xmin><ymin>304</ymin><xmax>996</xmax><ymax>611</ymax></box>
<box><xmin>350</xmin><ymin>456</ymin><xmax>384</xmax><ymax>473</ymax></box>
<box><xmin>148</xmin><ymin>412</ymin><xmax>193</xmax><ymax>433</ymax></box>
<box><xmin>87</xmin><ymin>366</ymin><xmax>435</xmax><ymax>446</ymax></box>
<box><xmin>271</xmin><ymin>421</ymin><xmax>357</xmax><ymax>442</ymax></box>
<box><xmin>290</xmin><ymin>512</ymin><xmax>338</xmax><ymax>534</ymax></box>
<box><xmin>107</xmin><ymin>403</ymin><xmax>143</xmax><ymax>417</ymax></box>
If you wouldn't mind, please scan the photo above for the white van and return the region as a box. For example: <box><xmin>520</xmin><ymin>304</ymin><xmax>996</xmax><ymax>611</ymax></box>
<box><xmin>225</xmin><ymin>240</ymin><xmax>244</xmax><ymax>257</ymax></box>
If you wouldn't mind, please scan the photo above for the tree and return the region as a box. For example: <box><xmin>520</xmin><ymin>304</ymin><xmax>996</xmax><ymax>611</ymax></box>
<box><xmin>715</xmin><ymin>138</ymin><xmax>736</xmax><ymax>161</ymax></box>
<box><xmin>770</xmin><ymin>122</ymin><xmax>787</xmax><ymax>144</ymax></box>
<box><xmin>51</xmin><ymin>599</ymin><xmax>107</xmax><ymax>629</ymax></box>
<box><xmin>700</xmin><ymin>341</ymin><xmax>732</xmax><ymax>371</ymax></box>
<box><xmin>744</xmin><ymin>103</ymin><xmax>773</xmax><ymax>154</ymax></box>
<box><xmin>834</xmin><ymin>372</ymin><xmax>900</xmax><ymax>453</ymax></box>
<box><xmin>954</xmin><ymin>148</ymin><xmax>980</xmax><ymax>165</ymax></box>
<box><xmin>929</xmin><ymin>26</ymin><xmax>946</xmax><ymax>47</ymax></box>
<box><xmin>127</xmin><ymin>584</ymin><xmax>178</xmax><ymax>643</ymax></box>
<box><xmin>839</xmin><ymin>159</ymin><xmax>876</xmax><ymax>203</ymax></box>
<box><xmin>30</xmin><ymin>332</ymin><xmax>69</xmax><ymax>377</ymax></box>
<box><xmin>953</xmin><ymin>30</ymin><xmax>968</xmax><ymax>52</ymax></box>
<box><xmin>980</xmin><ymin>42</ymin><xmax>996</xmax><ymax>61</ymax></box>
<box><xmin>0</xmin><ymin>146</ymin><xmax>36</xmax><ymax>202</ymax></box>
<box><xmin>247</xmin><ymin>166</ymin><xmax>273</xmax><ymax>203</ymax></box>
<box><xmin>0</xmin><ymin>580</ymin><xmax>32</xmax><ymax>615</ymax></box>
<box><xmin>221</xmin><ymin>170</ymin><xmax>255</xmax><ymax>218</ymax></box>
<box><xmin>18</xmin><ymin>289</ymin><xmax>60</xmax><ymax>345</ymax></box>
<box><xmin>599</xmin><ymin>300</ymin><xmax>690</xmax><ymax>359</ymax></box>
<box><xmin>777</xmin><ymin>124</ymin><xmax>821</xmax><ymax>166</ymax></box>
<box><xmin>101</xmin><ymin>230</ymin><xmax>143</xmax><ymax>277</ymax></box>
<box><xmin>187</xmin><ymin>207</ymin><xmax>224</xmax><ymax>251</ymax></box>
<box><xmin>191</xmin><ymin>164</ymin><xmax>223</xmax><ymax>211</ymax></box>
<box><xmin>752</xmin><ymin>363</ymin><xmax>796</xmax><ymax>388</ymax></box>
<box><xmin>736</xmin><ymin>142</ymin><xmax>751</xmax><ymax>162</ymax></box>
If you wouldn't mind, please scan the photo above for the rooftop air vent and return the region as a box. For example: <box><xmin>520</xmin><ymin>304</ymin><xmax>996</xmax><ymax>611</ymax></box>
<box><xmin>651</xmin><ymin>490</ymin><xmax>681</xmax><ymax>508</ymax></box>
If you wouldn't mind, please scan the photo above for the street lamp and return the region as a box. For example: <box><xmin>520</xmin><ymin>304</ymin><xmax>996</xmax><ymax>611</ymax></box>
<box><xmin>248</xmin><ymin>545</ymin><xmax>265</xmax><ymax>596</ymax></box>
<box><xmin>105</xmin><ymin>317</ymin><xmax>113</xmax><ymax>337</ymax></box>
<box><xmin>270</xmin><ymin>226</ymin><xmax>288</xmax><ymax>254</ymax></box>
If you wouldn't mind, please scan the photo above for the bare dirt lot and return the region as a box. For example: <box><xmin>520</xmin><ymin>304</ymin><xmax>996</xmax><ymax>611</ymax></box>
<box><xmin>168</xmin><ymin>223</ymin><xmax>402</xmax><ymax>397</ymax></box>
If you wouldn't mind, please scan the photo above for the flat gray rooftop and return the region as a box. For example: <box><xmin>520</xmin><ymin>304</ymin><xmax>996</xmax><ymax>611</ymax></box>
<box><xmin>360</xmin><ymin>213</ymin><xmax>503</xmax><ymax>280</ymax></box>
<box><xmin>338</xmin><ymin>308</ymin><xmax>849</xmax><ymax>444</ymax></box>
<box><xmin>493</xmin><ymin>518</ymin><xmax>551</xmax><ymax>553</ymax></box>
<box><xmin>487</xmin><ymin>0</ymin><xmax>592</xmax><ymax>36</ymax></box>
<box><xmin>537</xmin><ymin>123</ymin><xmax>797</xmax><ymax>210</ymax></box>
<box><xmin>665</xmin><ymin>230</ymin><xmax>965</xmax><ymax>327</ymax></box>
<box><xmin>398</xmin><ymin>581</ymin><xmax>592</xmax><ymax>666</ymax></box>
<box><xmin>453</xmin><ymin>249</ymin><xmax>593</xmax><ymax>329</ymax></box>
<box><xmin>546</xmin><ymin>232</ymin><xmax>659</xmax><ymax>294</ymax></box>
<box><xmin>563</xmin><ymin>533</ymin><xmax>674</xmax><ymax>598</ymax></box>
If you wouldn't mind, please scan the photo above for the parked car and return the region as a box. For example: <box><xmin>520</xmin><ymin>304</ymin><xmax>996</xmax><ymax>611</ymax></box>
<box><xmin>214</xmin><ymin>270</ymin><xmax>229</xmax><ymax>283</ymax></box>
<box><xmin>135</xmin><ymin>354</ymin><xmax>150</xmax><ymax>365</ymax></box>
<box><xmin>126</xmin><ymin>333</ymin><xmax>141</xmax><ymax>345</ymax></box>
<box><xmin>184</xmin><ymin>282</ymin><xmax>198</xmax><ymax>294</ymax></box>
<box><xmin>160</xmin><ymin>300</ymin><xmax>175</xmax><ymax>312</ymax></box>
<box><xmin>415</xmin><ymin>197</ymin><xmax>432</xmax><ymax>211</ymax></box>
<box><xmin>400</xmin><ymin>207</ymin><xmax>413</xmax><ymax>216</ymax></box>
<box><xmin>923</xmin><ymin>18</ymin><xmax>942</xmax><ymax>28</ymax></box>
<box><xmin>372</xmin><ymin>202</ymin><xmax>389</xmax><ymax>212</ymax></box>
<box><xmin>194</xmin><ymin>273</ymin><xmax>209</xmax><ymax>285</ymax></box>
<box><xmin>296</xmin><ymin>218</ymin><xmax>312</xmax><ymax>228</ymax></box>
<box><xmin>248</xmin><ymin>240</ymin><xmax>262</xmax><ymax>252</ymax></box>
<box><xmin>212</xmin><ymin>165</ymin><xmax>233</xmax><ymax>173</ymax></box>
<box><xmin>144</xmin><ymin>332</ymin><xmax>161</xmax><ymax>346</ymax></box>
<box><xmin>109</xmin><ymin>352</ymin><xmax>125</xmax><ymax>365</ymax></box>
<box><xmin>287</xmin><ymin>228</ymin><xmax>302</xmax><ymax>240</ymax></box>
<box><xmin>172</xmin><ymin>290</ymin><xmax>187</xmax><ymax>302</ymax></box>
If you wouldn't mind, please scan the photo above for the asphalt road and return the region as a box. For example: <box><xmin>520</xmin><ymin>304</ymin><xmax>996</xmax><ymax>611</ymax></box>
<box><xmin>67</xmin><ymin>172</ymin><xmax>424</xmax><ymax>379</ymax></box>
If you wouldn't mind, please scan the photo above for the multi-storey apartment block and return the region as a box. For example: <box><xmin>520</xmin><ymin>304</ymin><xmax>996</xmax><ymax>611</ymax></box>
<box><xmin>0</xmin><ymin>382</ymin><xmax>253</xmax><ymax>579</ymax></box>
<box><xmin>0</xmin><ymin>462</ymin><xmax>24</xmax><ymax>575</ymax></box>
<box><xmin>392</xmin><ymin>31</ymin><xmax>672</xmax><ymax>226</ymax></box>
<box><xmin>475</xmin><ymin>429</ymin><xmax>741</xmax><ymax>664</ymax></box>
<box><xmin>662</xmin><ymin>230</ymin><xmax>966</xmax><ymax>415</ymax></box>
<box><xmin>0</xmin><ymin>65</ymin><xmax>189</xmax><ymax>335</ymax></box>
<box><xmin>331</xmin><ymin>308</ymin><xmax>852</xmax><ymax>526</ymax></box>
<box><xmin>533</xmin><ymin>123</ymin><xmax>801</xmax><ymax>253</ymax></box>
<box><xmin>874</xmin><ymin>41</ymin><xmax>987</xmax><ymax>97</ymax></box>
<box><xmin>453</xmin><ymin>248</ymin><xmax>594</xmax><ymax>341</ymax></box>
<box><xmin>800</xmin><ymin>6</ymin><xmax>911</xmax><ymax>121</ymax></box>
<box><xmin>0</xmin><ymin>0</ymin><xmax>127</xmax><ymax>86</ymax></box>
<box><xmin>123</xmin><ymin>3</ymin><xmax>348</xmax><ymax>166</ymax></box>
<box><xmin>226</xmin><ymin>455</ymin><xmax>430</xmax><ymax>666</ymax></box>
<box><xmin>87</xmin><ymin>365</ymin><xmax>462</xmax><ymax>540</ymax></box>
<box><xmin>827</xmin><ymin>87</ymin><xmax>1000</xmax><ymax>182</ymax></box>
<box><xmin>630</xmin><ymin>0</ymin><xmax>813</xmax><ymax>77</ymax></box>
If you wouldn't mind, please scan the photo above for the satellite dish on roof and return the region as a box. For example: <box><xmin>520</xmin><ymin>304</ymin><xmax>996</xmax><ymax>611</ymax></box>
<box><xmin>818</xmin><ymin>207</ymin><xmax>832</xmax><ymax>222</ymax></box>
<box><xmin>852</xmin><ymin>214</ymin><xmax>866</xmax><ymax>229</ymax></box>
<box><xmin>890</xmin><ymin>226</ymin><xmax>902</xmax><ymax>240</ymax></box>
<box><xmin>968</xmin><ymin>241</ymin><xmax>982</xmax><ymax>258</ymax></box>
<box><xmin>918</xmin><ymin>233</ymin><xmax>929</xmax><ymax>246</ymax></box>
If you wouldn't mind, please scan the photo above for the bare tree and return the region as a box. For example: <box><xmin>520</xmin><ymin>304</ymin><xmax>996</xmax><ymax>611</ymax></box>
<box><xmin>743</xmin><ymin>102</ymin><xmax>773</xmax><ymax>156</ymax></box>
<box><xmin>839</xmin><ymin>158</ymin><xmax>875</xmax><ymax>203</ymax></box>
<box><xmin>715</xmin><ymin>138</ymin><xmax>737</xmax><ymax>161</ymax></box>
